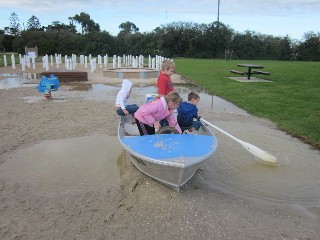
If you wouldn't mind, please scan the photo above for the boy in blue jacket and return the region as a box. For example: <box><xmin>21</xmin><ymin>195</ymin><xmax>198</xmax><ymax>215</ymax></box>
<box><xmin>177</xmin><ymin>92</ymin><xmax>201</xmax><ymax>132</ymax></box>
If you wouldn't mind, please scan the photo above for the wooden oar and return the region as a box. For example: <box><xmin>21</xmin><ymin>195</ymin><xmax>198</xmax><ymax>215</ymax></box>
<box><xmin>200</xmin><ymin>118</ymin><xmax>277</xmax><ymax>163</ymax></box>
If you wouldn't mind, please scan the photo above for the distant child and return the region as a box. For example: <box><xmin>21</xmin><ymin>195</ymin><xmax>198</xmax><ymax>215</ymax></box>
<box><xmin>134</xmin><ymin>91</ymin><xmax>183</xmax><ymax>135</ymax></box>
<box><xmin>115</xmin><ymin>79</ymin><xmax>139</xmax><ymax>123</ymax></box>
<box><xmin>177</xmin><ymin>92</ymin><xmax>201</xmax><ymax>132</ymax></box>
<box><xmin>156</xmin><ymin>59</ymin><xmax>175</xmax><ymax>96</ymax></box>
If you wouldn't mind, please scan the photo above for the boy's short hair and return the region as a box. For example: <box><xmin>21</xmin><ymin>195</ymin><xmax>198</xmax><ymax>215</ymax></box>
<box><xmin>161</xmin><ymin>59</ymin><xmax>175</xmax><ymax>71</ymax></box>
<box><xmin>188</xmin><ymin>92</ymin><xmax>200</xmax><ymax>101</ymax></box>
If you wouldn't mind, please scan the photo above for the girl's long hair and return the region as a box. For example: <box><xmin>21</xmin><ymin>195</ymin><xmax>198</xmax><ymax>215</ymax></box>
<box><xmin>152</xmin><ymin>91</ymin><xmax>182</xmax><ymax>104</ymax></box>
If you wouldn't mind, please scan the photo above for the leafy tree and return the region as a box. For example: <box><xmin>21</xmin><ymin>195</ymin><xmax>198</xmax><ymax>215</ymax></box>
<box><xmin>116</xmin><ymin>21</ymin><xmax>141</xmax><ymax>54</ymax></box>
<box><xmin>118</xmin><ymin>21</ymin><xmax>139</xmax><ymax>35</ymax></box>
<box><xmin>298</xmin><ymin>32</ymin><xmax>320</xmax><ymax>61</ymax></box>
<box><xmin>27</xmin><ymin>15</ymin><xmax>42</xmax><ymax>30</ymax></box>
<box><xmin>44</xmin><ymin>21</ymin><xmax>76</xmax><ymax>32</ymax></box>
<box><xmin>71</xmin><ymin>12</ymin><xmax>100</xmax><ymax>34</ymax></box>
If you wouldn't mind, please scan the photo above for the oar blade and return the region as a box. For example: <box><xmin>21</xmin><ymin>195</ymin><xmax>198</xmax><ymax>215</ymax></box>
<box><xmin>240</xmin><ymin>141</ymin><xmax>277</xmax><ymax>163</ymax></box>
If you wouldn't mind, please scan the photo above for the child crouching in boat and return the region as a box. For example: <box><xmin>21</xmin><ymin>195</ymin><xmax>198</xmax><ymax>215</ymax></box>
<box><xmin>115</xmin><ymin>79</ymin><xmax>139</xmax><ymax>123</ymax></box>
<box><xmin>134</xmin><ymin>91</ymin><xmax>183</xmax><ymax>136</ymax></box>
<box><xmin>177</xmin><ymin>91</ymin><xmax>201</xmax><ymax>133</ymax></box>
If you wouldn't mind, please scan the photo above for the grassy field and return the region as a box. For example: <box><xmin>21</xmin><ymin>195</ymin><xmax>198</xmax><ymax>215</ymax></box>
<box><xmin>174</xmin><ymin>58</ymin><xmax>320</xmax><ymax>149</ymax></box>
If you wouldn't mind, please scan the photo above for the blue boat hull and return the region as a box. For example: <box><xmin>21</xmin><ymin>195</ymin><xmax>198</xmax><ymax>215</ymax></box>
<box><xmin>118</xmin><ymin>116</ymin><xmax>218</xmax><ymax>191</ymax></box>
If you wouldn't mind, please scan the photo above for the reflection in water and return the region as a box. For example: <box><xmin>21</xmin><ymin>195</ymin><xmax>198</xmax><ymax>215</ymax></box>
<box><xmin>0</xmin><ymin>77</ymin><xmax>37</xmax><ymax>89</ymax></box>
<box><xmin>0</xmin><ymin>72</ymin><xmax>39</xmax><ymax>79</ymax></box>
<box><xmin>116</xmin><ymin>150</ymin><xmax>132</xmax><ymax>178</ymax></box>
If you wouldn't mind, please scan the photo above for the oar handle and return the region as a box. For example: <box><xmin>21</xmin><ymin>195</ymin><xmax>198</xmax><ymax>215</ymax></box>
<box><xmin>200</xmin><ymin>118</ymin><xmax>242</xmax><ymax>144</ymax></box>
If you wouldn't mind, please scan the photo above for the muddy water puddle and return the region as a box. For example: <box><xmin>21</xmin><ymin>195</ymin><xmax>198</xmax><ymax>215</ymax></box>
<box><xmin>202</xmin><ymin>120</ymin><xmax>320</xmax><ymax>215</ymax></box>
<box><xmin>0</xmin><ymin>135</ymin><xmax>124</xmax><ymax>193</ymax></box>
<box><xmin>27</xmin><ymin>82</ymin><xmax>249</xmax><ymax>115</ymax></box>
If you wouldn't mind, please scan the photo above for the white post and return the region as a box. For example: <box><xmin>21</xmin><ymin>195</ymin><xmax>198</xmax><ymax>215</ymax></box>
<box><xmin>84</xmin><ymin>56</ymin><xmax>88</xmax><ymax>68</ymax></box>
<box><xmin>90</xmin><ymin>58</ymin><xmax>96</xmax><ymax>73</ymax></box>
<box><xmin>103</xmin><ymin>55</ymin><xmax>107</xmax><ymax>67</ymax></box>
<box><xmin>152</xmin><ymin>58</ymin><xmax>155</xmax><ymax>69</ymax></box>
<box><xmin>21</xmin><ymin>58</ymin><xmax>26</xmax><ymax>71</ymax></box>
<box><xmin>73</xmin><ymin>54</ymin><xmax>77</xmax><ymax>67</ymax></box>
<box><xmin>55</xmin><ymin>54</ymin><xmax>59</xmax><ymax>68</ymax></box>
<box><xmin>80</xmin><ymin>55</ymin><xmax>84</xmax><ymax>65</ymax></box>
<box><xmin>45</xmin><ymin>55</ymin><xmax>49</xmax><ymax>71</ymax></box>
<box><xmin>32</xmin><ymin>57</ymin><xmax>35</xmax><ymax>69</ymax></box>
<box><xmin>65</xmin><ymin>55</ymin><xmax>68</xmax><ymax>68</ymax></box>
<box><xmin>26</xmin><ymin>56</ymin><xmax>30</xmax><ymax>68</ymax></box>
<box><xmin>11</xmin><ymin>54</ymin><xmax>15</xmax><ymax>69</ymax></box>
<box><xmin>65</xmin><ymin>58</ymin><xmax>69</xmax><ymax>70</ymax></box>
<box><xmin>112</xmin><ymin>57</ymin><xmax>116</xmax><ymax>68</ymax></box>
<box><xmin>117</xmin><ymin>56</ymin><xmax>121</xmax><ymax>68</ymax></box>
<box><xmin>50</xmin><ymin>55</ymin><xmax>53</xmax><ymax>66</ymax></box>
<box><xmin>4</xmin><ymin>55</ymin><xmax>7</xmax><ymax>66</ymax></box>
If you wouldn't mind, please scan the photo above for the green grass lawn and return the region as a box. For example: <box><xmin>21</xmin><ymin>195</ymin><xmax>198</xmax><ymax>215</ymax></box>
<box><xmin>174</xmin><ymin>58</ymin><xmax>320</xmax><ymax>149</ymax></box>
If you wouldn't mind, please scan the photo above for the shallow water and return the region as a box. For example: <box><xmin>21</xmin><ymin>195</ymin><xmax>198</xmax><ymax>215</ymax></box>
<box><xmin>2</xmin><ymin>80</ymin><xmax>320</xmax><ymax>214</ymax></box>
<box><xmin>0</xmin><ymin>77</ymin><xmax>37</xmax><ymax>89</ymax></box>
<box><xmin>202</xmin><ymin>121</ymin><xmax>320</xmax><ymax>207</ymax></box>
<box><xmin>0</xmin><ymin>135</ymin><xmax>123</xmax><ymax>193</ymax></box>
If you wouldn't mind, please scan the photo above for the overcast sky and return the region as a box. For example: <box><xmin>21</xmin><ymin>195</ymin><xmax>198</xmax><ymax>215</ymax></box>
<box><xmin>0</xmin><ymin>0</ymin><xmax>319</xmax><ymax>40</ymax></box>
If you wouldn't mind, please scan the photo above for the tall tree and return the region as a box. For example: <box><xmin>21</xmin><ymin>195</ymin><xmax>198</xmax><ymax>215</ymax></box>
<box><xmin>118</xmin><ymin>21</ymin><xmax>139</xmax><ymax>35</ymax></box>
<box><xmin>27</xmin><ymin>15</ymin><xmax>41</xmax><ymax>30</ymax></box>
<box><xmin>5</xmin><ymin>12</ymin><xmax>20</xmax><ymax>35</ymax></box>
<box><xmin>71</xmin><ymin>12</ymin><xmax>100</xmax><ymax>34</ymax></box>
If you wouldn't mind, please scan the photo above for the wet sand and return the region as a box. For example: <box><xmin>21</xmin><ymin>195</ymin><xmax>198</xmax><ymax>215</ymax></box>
<box><xmin>0</xmin><ymin>63</ymin><xmax>319</xmax><ymax>239</ymax></box>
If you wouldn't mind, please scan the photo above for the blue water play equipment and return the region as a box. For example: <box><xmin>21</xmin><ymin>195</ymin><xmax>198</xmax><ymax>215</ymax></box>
<box><xmin>36</xmin><ymin>74</ymin><xmax>60</xmax><ymax>98</ymax></box>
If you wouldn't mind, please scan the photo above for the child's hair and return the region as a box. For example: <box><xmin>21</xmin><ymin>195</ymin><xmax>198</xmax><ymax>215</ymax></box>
<box><xmin>161</xmin><ymin>59</ymin><xmax>175</xmax><ymax>71</ymax></box>
<box><xmin>188</xmin><ymin>92</ymin><xmax>200</xmax><ymax>101</ymax></box>
<box><xmin>165</xmin><ymin>91</ymin><xmax>183</xmax><ymax>104</ymax></box>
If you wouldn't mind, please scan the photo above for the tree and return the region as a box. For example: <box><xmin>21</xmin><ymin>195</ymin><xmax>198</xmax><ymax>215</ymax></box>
<box><xmin>5</xmin><ymin>12</ymin><xmax>20</xmax><ymax>36</ymax></box>
<box><xmin>118</xmin><ymin>21</ymin><xmax>139</xmax><ymax>35</ymax></box>
<box><xmin>27</xmin><ymin>15</ymin><xmax>41</xmax><ymax>30</ymax></box>
<box><xmin>298</xmin><ymin>32</ymin><xmax>320</xmax><ymax>61</ymax></box>
<box><xmin>71</xmin><ymin>12</ymin><xmax>100</xmax><ymax>34</ymax></box>
<box><xmin>44</xmin><ymin>21</ymin><xmax>76</xmax><ymax>32</ymax></box>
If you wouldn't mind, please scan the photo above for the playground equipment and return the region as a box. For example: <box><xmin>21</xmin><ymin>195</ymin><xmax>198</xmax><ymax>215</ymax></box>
<box><xmin>36</xmin><ymin>74</ymin><xmax>60</xmax><ymax>99</ymax></box>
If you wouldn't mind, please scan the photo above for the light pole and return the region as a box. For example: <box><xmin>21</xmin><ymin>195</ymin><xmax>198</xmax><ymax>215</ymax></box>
<box><xmin>217</xmin><ymin>0</ymin><xmax>220</xmax><ymax>23</ymax></box>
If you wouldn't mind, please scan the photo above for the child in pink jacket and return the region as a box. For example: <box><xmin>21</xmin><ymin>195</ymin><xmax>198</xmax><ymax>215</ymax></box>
<box><xmin>135</xmin><ymin>91</ymin><xmax>183</xmax><ymax>135</ymax></box>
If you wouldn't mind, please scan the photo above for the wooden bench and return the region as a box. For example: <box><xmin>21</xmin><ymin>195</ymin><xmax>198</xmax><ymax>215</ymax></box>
<box><xmin>41</xmin><ymin>71</ymin><xmax>88</xmax><ymax>82</ymax></box>
<box><xmin>230</xmin><ymin>70</ymin><xmax>246</xmax><ymax>75</ymax></box>
<box><xmin>252</xmin><ymin>70</ymin><xmax>271</xmax><ymax>75</ymax></box>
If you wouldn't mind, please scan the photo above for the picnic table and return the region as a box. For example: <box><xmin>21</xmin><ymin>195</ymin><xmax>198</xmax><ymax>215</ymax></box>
<box><xmin>230</xmin><ymin>64</ymin><xmax>271</xmax><ymax>80</ymax></box>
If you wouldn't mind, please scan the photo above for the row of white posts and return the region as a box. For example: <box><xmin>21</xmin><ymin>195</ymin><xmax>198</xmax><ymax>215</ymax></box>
<box><xmin>2</xmin><ymin>54</ymin><xmax>168</xmax><ymax>73</ymax></box>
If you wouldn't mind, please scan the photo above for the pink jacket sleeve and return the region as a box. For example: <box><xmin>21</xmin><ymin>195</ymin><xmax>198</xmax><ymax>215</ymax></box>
<box><xmin>166</xmin><ymin>111</ymin><xmax>182</xmax><ymax>134</ymax></box>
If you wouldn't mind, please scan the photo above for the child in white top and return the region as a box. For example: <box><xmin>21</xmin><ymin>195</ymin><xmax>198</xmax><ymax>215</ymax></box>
<box><xmin>115</xmin><ymin>79</ymin><xmax>139</xmax><ymax>123</ymax></box>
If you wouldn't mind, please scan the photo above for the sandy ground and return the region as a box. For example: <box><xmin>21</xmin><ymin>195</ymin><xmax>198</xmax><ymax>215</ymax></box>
<box><xmin>0</xmin><ymin>63</ymin><xmax>319</xmax><ymax>240</ymax></box>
